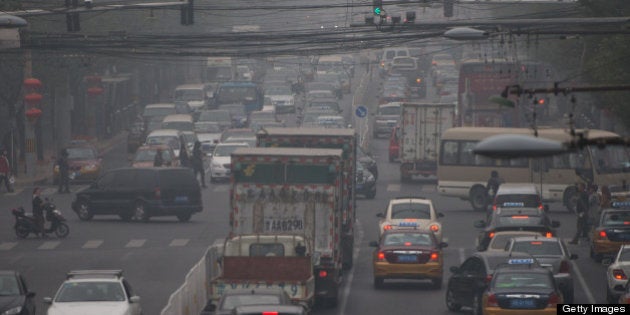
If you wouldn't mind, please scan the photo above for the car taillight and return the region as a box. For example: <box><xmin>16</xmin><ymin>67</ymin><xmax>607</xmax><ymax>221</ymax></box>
<box><xmin>154</xmin><ymin>187</ymin><xmax>161</xmax><ymax>199</ymax></box>
<box><xmin>430</xmin><ymin>252</ymin><xmax>439</xmax><ymax>262</ymax></box>
<box><xmin>545</xmin><ymin>232</ymin><xmax>553</xmax><ymax>238</ymax></box>
<box><xmin>599</xmin><ymin>230</ymin><xmax>608</xmax><ymax>239</ymax></box>
<box><xmin>492</xmin><ymin>204</ymin><xmax>497</xmax><ymax>211</ymax></box>
<box><xmin>486</xmin><ymin>293</ymin><xmax>498</xmax><ymax>307</ymax></box>
<box><xmin>485</xmin><ymin>275</ymin><xmax>493</xmax><ymax>284</ymax></box>
<box><xmin>319</xmin><ymin>270</ymin><xmax>328</xmax><ymax>278</ymax></box>
<box><xmin>416</xmin><ymin>78</ymin><xmax>421</xmax><ymax>83</ymax></box>
<box><xmin>488</xmin><ymin>232</ymin><xmax>495</xmax><ymax>239</ymax></box>
<box><xmin>430</xmin><ymin>224</ymin><xmax>439</xmax><ymax>232</ymax></box>
<box><xmin>614</xmin><ymin>269</ymin><xmax>628</xmax><ymax>280</ymax></box>
<box><xmin>559</xmin><ymin>260</ymin><xmax>571</xmax><ymax>273</ymax></box>
<box><xmin>262</xmin><ymin>312</ymin><xmax>279</xmax><ymax>315</ymax></box>
<box><xmin>383</xmin><ymin>225</ymin><xmax>393</xmax><ymax>231</ymax></box>
<box><xmin>547</xmin><ymin>292</ymin><xmax>560</xmax><ymax>307</ymax></box>
<box><xmin>377</xmin><ymin>252</ymin><xmax>385</xmax><ymax>261</ymax></box>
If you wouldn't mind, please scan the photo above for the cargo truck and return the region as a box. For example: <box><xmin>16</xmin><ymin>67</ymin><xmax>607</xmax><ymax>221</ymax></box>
<box><xmin>399</xmin><ymin>102</ymin><xmax>456</xmax><ymax>182</ymax></box>
<box><xmin>209</xmin><ymin>147</ymin><xmax>344</xmax><ymax>307</ymax></box>
<box><xmin>256</xmin><ymin>128</ymin><xmax>356</xmax><ymax>270</ymax></box>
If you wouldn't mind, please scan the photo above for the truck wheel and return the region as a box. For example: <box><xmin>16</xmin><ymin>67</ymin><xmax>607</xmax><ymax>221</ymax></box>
<box><xmin>373</xmin><ymin>277</ymin><xmax>384</xmax><ymax>289</ymax></box>
<box><xmin>469</xmin><ymin>186</ymin><xmax>488</xmax><ymax>212</ymax></box>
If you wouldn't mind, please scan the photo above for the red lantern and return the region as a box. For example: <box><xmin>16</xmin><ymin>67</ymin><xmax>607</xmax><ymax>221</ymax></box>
<box><xmin>24</xmin><ymin>93</ymin><xmax>43</xmax><ymax>105</ymax></box>
<box><xmin>85</xmin><ymin>75</ymin><xmax>102</xmax><ymax>84</ymax></box>
<box><xmin>87</xmin><ymin>87</ymin><xmax>104</xmax><ymax>96</ymax></box>
<box><xmin>23</xmin><ymin>78</ymin><xmax>42</xmax><ymax>89</ymax></box>
<box><xmin>25</xmin><ymin>108</ymin><xmax>42</xmax><ymax>124</ymax></box>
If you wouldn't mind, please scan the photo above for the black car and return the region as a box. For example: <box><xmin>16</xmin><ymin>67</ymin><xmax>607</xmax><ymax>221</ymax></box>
<box><xmin>445</xmin><ymin>251</ymin><xmax>536</xmax><ymax>315</ymax></box>
<box><xmin>71</xmin><ymin>167</ymin><xmax>202</xmax><ymax>222</ymax></box>
<box><xmin>356</xmin><ymin>163</ymin><xmax>376</xmax><ymax>199</ymax></box>
<box><xmin>0</xmin><ymin>270</ymin><xmax>36</xmax><ymax>315</ymax></box>
<box><xmin>474</xmin><ymin>207</ymin><xmax>560</xmax><ymax>251</ymax></box>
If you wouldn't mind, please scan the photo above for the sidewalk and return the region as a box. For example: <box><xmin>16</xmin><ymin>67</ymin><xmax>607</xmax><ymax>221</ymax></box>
<box><xmin>13</xmin><ymin>131</ymin><xmax>128</xmax><ymax>188</ymax></box>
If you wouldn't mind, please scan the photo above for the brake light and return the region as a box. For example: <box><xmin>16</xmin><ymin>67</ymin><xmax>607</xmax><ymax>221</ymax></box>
<box><xmin>415</xmin><ymin>78</ymin><xmax>421</xmax><ymax>83</ymax></box>
<box><xmin>488</xmin><ymin>232</ymin><xmax>495</xmax><ymax>239</ymax></box>
<box><xmin>319</xmin><ymin>270</ymin><xmax>328</xmax><ymax>278</ymax></box>
<box><xmin>485</xmin><ymin>274</ymin><xmax>493</xmax><ymax>284</ymax></box>
<box><xmin>625</xmin><ymin>221</ymin><xmax>630</xmax><ymax>225</ymax></box>
<box><xmin>430</xmin><ymin>252</ymin><xmax>439</xmax><ymax>261</ymax></box>
<box><xmin>559</xmin><ymin>260</ymin><xmax>571</xmax><ymax>273</ymax></box>
<box><xmin>487</xmin><ymin>293</ymin><xmax>498</xmax><ymax>307</ymax></box>
<box><xmin>599</xmin><ymin>230</ymin><xmax>608</xmax><ymax>239</ymax></box>
<box><xmin>377</xmin><ymin>252</ymin><xmax>385</xmax><ymax>261</ymax></box>
<box><xmin>430</xmin><ymin>224</ymin><xmax>439</xmax><ymax>232</ymax></box>
<box><xmin>614</xmin><ymin>269</ymin><xmax>628</xmax><ymax>280</ymax></box>
<box><xmin>404</xmin><ymin>242</ymin><xmax>411</xmax><ymax>246</ymax></box>
<box><xmin>538</xmin><ymin>204</ymin><xmax>544</xmax><ymax>211</ymax></box>
<box><xmin>262</xmin><ymin>312</ymin><xmax>278</xmax><ymax>315</ymax></box>
<box><xmin>545</xmin><ymin>232</ymin><xmax>553</xmax><ymax>238</ymax></box>
<box><xmin>530</xmin><ymin>241</ymin><xmax>542</xmax><ymax>245</ymax></box>
<box><xmin>547</xmin><ymin>292</ymin><xmax>560</xmax><ymax>307</ymax></box>
<box><xmin>383</xmin><ymin>225</ymin><xmax>393</xmax><ymax>231</ymax></box>
<box><xmin>492</xmin><ymin>204</ymin><xmax>497</xmax><ymax>211</ymax></box>
<box><xmin>154</xmin><ymin>186</ymin><xmax>161</xmax><ymax>199</ymax></box>
<box><xmin>626</xmin><ymin>295</ymin><xmax>630</xmax><ymax>304</ymax></box>
<box><xmin>512</xmin><ymin>215</ymin><xmax>529</xmax><ymax>219</ymax></box>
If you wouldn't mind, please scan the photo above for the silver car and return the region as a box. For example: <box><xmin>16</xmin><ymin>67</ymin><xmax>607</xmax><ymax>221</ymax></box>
<box><xmin>505</xmin><ymin>236</ymin><xmax>577</xmax><ymax>303</ymax></box>
<box><xmin>605</xmin><ymin>244</ymin><xmax>630</xmax><ymax>303</ymax></box>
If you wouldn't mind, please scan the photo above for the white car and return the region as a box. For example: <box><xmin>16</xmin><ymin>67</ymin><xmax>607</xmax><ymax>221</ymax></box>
<box><xmin>210</xmin><ymin>142</ymin><xmax>249</xmax><ymax>183</ymax></box>
<box><xmin>376</xmin><ymin>197</ymin><xmax>444</xmax><ymax>242</ymax></box>
<box><xmin>485</xmin><ymin>230</ymin><xmax>542</xmax><ymax>252</ymax></box>
<box><xmin>606</xmin><ymin>244</ymin><xmax>630</xmax><ymax>303</ymax></box>
<box><xmin>44</xmin><ymin>270</ymin><xmax>142</xmax><ymax>315</ymax></box>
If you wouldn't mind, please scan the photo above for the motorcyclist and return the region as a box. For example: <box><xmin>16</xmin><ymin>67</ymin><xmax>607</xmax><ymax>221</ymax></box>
<box><xmin>32</xmin><ymin>187</ymin><xmax>46</xmax><ymax>237</ymax></box>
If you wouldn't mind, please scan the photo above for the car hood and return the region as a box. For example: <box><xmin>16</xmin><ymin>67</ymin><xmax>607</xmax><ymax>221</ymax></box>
<box><xmin>47</xmin><ymin>302</ymin><xmax>130</xmax><ymax>315</ymax></box>
<box><xmin>69</xmin><ymin>159</ymin><xmax>100</xmax><ymax>167</ymax></box>
<box><xmin>0</xmin><ymin>295</ymin><xmax>24</xmax><ymax>312</ymax></box>
<box><xmin>197</xmin><ymin>133</ymin><xmax>221</xmax><ymax>143</ymax></box>
<box><xmin>187</xmin><ymin>100</ymin><xmax>205</xmax><ymax>109</ymax></box>
<box><xmin>212</xmin><ymin>156</ymin><xmax>231</xmax><ymax>165</ymax></box>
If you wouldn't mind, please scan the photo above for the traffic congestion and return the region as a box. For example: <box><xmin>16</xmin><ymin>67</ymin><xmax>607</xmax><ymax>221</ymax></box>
<box><xmin>1</xmin><ymin>1</ymin><xmax>630</xmax><ymax>315</ymax></box>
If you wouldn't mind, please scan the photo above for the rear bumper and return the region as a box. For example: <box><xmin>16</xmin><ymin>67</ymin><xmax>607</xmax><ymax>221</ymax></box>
<box><xmin>483</xmin><ymin>307</ymin><xmax>556</xmax><ymax>315</ymax></box>
<box><xmin>373</xmin><ymin>261</ymin><xmax>442</xmax><ymax>280</ymax></box>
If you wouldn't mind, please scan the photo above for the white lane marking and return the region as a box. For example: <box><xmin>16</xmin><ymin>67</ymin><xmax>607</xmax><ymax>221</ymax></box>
<box><xmin>213</xmin><ymin>185</ymin><xmax>229</xmax><ymax>192</ymax></box>
<box><xmin>571</xmin><ymin>260</ymin><xmax>595</xmax><ymax>304</ymax></box>
<box><xmin>339</xmin><ymin>220</ymin><xmax>363</xmax><ymax>315</ymax></box>
<box><xmin>0</xmin><ymin>242</ymin><xmax>17</xmax><ymax>250</ymax></box>
<box><xmin>125</xmin><ymin>239</ymin><xmax>146</xmax><ymax>248</ymax></box>
<box><xmin>38</xmin><ymin>241</ymin><xmax>60</xmax><ymax>250</ymax></box>
<box><xmin>459</xmin><ymin>247</ymin><xmax>466</xmax><ymax>264</ymax></box>
<box><xmin>386</xmin><ymin>184</ymin><xmax>401</xmax><ymax>192</ymax></box>
<box><xmin>82</xmin><ymin>240</ymin><xmax>103</xmax><ymax>249</ymax></box>
<box><xmin>169</xmin><ymin>239</ymin><xmax>189</xmax><ymax>247</ymax></box>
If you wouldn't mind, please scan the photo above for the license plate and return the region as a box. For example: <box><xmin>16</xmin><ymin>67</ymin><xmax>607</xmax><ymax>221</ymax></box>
<box><xmin>397</xmin><ymin>255</ymin><xmax>417</xmax><ymax>262</ymax></box>
<box><xmin>509</xmin><ymin>299</ymin><xmax>535</xmax><ymax>308</ymax></box>
<box><xmin>175</xmin><ymin>196</ymin><xmax>189</xmax><ymax>203</ymax></box>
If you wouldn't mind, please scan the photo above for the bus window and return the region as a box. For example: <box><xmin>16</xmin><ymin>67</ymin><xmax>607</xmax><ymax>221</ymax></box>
<box><xmin>461</xmin><ymin>142</ymin><xmax>476</xmax><ymax>165</ymax></box>
<box><xmin>441</xmin><ymin>141</ymin><xmax>458</xmax><ymax>165</ymax></box>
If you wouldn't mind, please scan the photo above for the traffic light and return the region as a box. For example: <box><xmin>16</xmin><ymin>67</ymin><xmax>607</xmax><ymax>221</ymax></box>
<box><xmin>180</xmin><ymin>0</ymin><xmax>194</xmax><ymax>25</ymax></box>
<box><xmin>372</xmin><ymin>0</ymin><xmax>383</xmax><ymax>16</ymax></box>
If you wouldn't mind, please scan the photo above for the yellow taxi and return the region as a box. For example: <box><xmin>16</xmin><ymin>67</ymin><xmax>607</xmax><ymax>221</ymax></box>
<box><xmin>369</xmin><ymin>229</ymin><xmax>447</xmax><ymax>289</ymax></box>
<box><xmin>590</xmin><ymin>202</ymin><xmax>630</xmax><ymax>262</ymax></box>
<box><xmin>482</xmin><ymin>258</ymin><xmax>561</xmax><ymax>315</ymax></box>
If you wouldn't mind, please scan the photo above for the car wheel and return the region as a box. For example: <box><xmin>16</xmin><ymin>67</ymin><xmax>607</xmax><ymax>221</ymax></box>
<box><xmin>76</xmin><ymin>200</ymin><xmax>94</xmax><ymax>221</ymax></box>
<box><xmin>472</xmin><ymin>294</ymin><xmax>482</xmax><ymax>315</ymax></box>
<box><xmin>431</xmin><ymin>277</ymin><xmax>442</xmax><ymax>290</ymax></box>
<box><xmin>133</xmin><ymin>201</ymin><xmax>150</xmax><ymax>222</ymax></box>
<box><xmin>469</xmin><ymin>186</ymin><xmax>488</xmax><ymax>212</ymax></box>
<box><xmin>445</xmin><ymin>287</ymin><xmax>462</xmax><ymax>311</ymax></box>
<box><xmin>373</xmin><ymin>277</ymin><xmax>384</xmax><ymax>289</ymax></box>
<box><xmin>177</xmin><ymin>212</ymin><xmax>192</xmax><ymax>222</ymax></box>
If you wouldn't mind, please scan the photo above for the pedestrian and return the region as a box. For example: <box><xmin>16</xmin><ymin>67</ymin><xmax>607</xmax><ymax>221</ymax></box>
<box><xmin>154</xmin><ymin>148</ymin><xmax>164</xmax><ymax>167</ymax></box>
<box><xmin>192</xmin><ymin>141</ymin><xmax>206</xmax><ymax>188</ymax></box>
<box><xmin>570</xmin><ymin>182</ymin><xmax>590</xmax><ymax>244</ymax></box>
<box><xmin>601</xmin><ymin>185</ymin><xmax>612</xmax><ymax>209</ymax></box>
<box><xmin>0</xmin><ymin>149</ymin><xmax>14</xmax><ymax>193</ymax></box>
<box><xmin>56</xmin><ymin>149</ymin><xmax>70</xmax><ymax>194</ymax></box>
<box><xmin>486</xmin><ymin>170</ymin><xmax>504</xmax><ymax>199</ymax></box>
<box><xmin>179</xmin><ymin>142</ymin><xmax>190</xmax><ymax>168</ymax></box>
<box><xmin>587</xmin><ymin>184</ymin><xmax>601</xmax><ymax>233</ymax></box>
<box><xmin>32</xmin><ymin>187</ymin><xmax>46</xmax><ymax>237</ymax></box>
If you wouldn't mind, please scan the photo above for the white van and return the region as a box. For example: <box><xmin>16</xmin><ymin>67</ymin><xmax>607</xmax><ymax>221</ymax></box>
<box><xmin>380</xmin><ymin>47</ymin><xmax>411</xmax><ymax>74</ymax></box>
<box><xmin>174</xmin><ymin>83</ymin><xmax>213</xmax><ymax>111</ymax></box>
<box><xmin>145</xmin><ymin>129</ymin><xmax>185</xmax><ymax>157</ymax></box>
<box><xmin>161</xmin><ymin>114</ymin><xmax>194</xmax><ymax>132</ymax></box>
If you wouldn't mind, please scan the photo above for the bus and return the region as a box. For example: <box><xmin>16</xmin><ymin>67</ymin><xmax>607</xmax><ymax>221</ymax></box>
<box><xmin>437</xmin><ymin>127</ymin><xmax>630</xmax><ymax>212</ymax></box>
<box><xmin>457</xmin><ymin>59</ymin><xmax>554</xmax><ymax>128</ymax></box>
<box><xmin>213</xmin><ymin>81</ymin><xmax>263</xmax><ymax>114</ymax></box>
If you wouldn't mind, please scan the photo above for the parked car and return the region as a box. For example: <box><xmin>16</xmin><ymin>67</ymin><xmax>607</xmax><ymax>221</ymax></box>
<box><xmin>71</xmin><ymin>167</ymin><xmax>202</xmax><ymax>222</ymax></box>
<box><xmin>53</xmin><ymin>141</ymin><xmax>102</xmax><ymax>184</ymax></box>
<box><xmin>44</xmin><ymin>270</ymin><xmax>141</xmax><ymax>315</ymax></box>
<box><xmin>0</xmin><ymin>270</ymin><xmax>36</xmax><ymax>315</ymax></box>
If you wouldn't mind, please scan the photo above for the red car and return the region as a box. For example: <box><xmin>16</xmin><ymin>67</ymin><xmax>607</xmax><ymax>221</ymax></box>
<box><xmin>54</xmin><ymin>142</ymin><xmax>102</xmax><ymax>183</ymax></box>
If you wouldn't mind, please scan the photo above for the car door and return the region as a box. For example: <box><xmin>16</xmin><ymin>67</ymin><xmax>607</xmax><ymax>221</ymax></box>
<box><xmin>88</xmin><ymin>171</ymin><xmax>117</xmax><ymax>213</ymax></box>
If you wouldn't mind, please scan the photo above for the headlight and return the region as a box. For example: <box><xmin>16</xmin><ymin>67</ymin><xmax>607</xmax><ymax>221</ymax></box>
<box><xmin>2</xmin><ymin>306</ymin><xmax>23</xmax><ymax>315</ymax></box>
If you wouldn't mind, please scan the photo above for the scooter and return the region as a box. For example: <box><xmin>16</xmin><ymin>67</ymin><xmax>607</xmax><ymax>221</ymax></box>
<box><xmin>11</xmin><ymin>198</ymin><xmax>70</xmax><ymax>239</ymax></box>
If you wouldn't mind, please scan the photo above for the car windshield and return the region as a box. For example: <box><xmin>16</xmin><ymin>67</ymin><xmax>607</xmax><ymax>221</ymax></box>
<box><xmin>146</xmin><ymin>136</ymin><xmax>181</xmax><ymax>149</ymax></box>
<box><xmin>0</xmin><ymin>275</ymin><xmax>19</xmax><ymax>296</ymax></box>
<box><xmin>199</xmin><ymin>111</ymin><xmax>231</xmax><ymax>122</ymax></box>
<box><xmin>162</xmin><ymin>121</ymin><xmax>193</xmax><ymax>132</ymax></box>
<box><xmin>175</xmin><ymin>89</ymin><xmax>203</xmax><ymax>101</ymax></box>
<box><xmin>134</xmin><ymin>148</ymin><xmax>173</xmax><ymax>162</ymax></box>
<box><xmin>195</xmin><ymin>122</ymin><xmax>222</xmax><ymax>133</ymax></box>
<box><xmin>391</xmin><ymin>203</ymin><xmax>431</xmax><ymax>219</ymax></box>
<box><xmin>265</xmin><ymin>86</ymin><xmax>292</xmax><ymax>95</ymax></box>
<box><xmin>221</xmin><ymin>130</ymin><xmax>255</xmax><ymax>142</ymax></box>
<box><xmin>214</xmin><ymin>144</ymin><xmax>247</xmax><ymax>157</ymax></box>
<box><xmin>217</xmin><ymin>86</ymin><xmax>257</xmax><ymax>103</ymax></box>
<box><xmin>496</xmin><ymin>215</ymin><xmax>544</xmax><ymax>226</ymax></box>
<box><xmin>219</xmin><ymin>105</ymin><xmax>246</xmax><ymax>117</ymax></box>
<box><xmin>493</xmin><ymin>273</ymin><xmax>553</xmax><ymax>289</ymax></box>
<box><xmin>143</xmin><ymin>107</ymin><xmax>175</xmax><ymax>117</ymax></box>
<box><xmin>489</xmin><ymin>233</ymin><xmax>527</xmax><ymax>250</ymax></box>
<box><xmin>67</xmin><ymin>147</ymin><xmax>97</xmax><ymax>160</ymax></box>
<box><xmin>602</xmin><ymin>211</ymin><xmax>630</xmax><ymax>226</ymax></box>
<box><xmin>55</xmin><ymin>281</ymin><xmax>126</xmax><ymax>302</ymax></box>
<box><xmin>383</xmin><ymin>233</ymin><xmax>433</xmax><ymax>246</ymax></box>
<box><xmin>378</xmin><ymin>106</ymin><xmax>400</xmax><ymax>115</ymax></box>
<box><xmin>512</xmin><ymin>241</ymin><xmax>563</xmax><ymax>256</ymax></box>
<box><xmin>220</xmin><ymin>294</ymin><xmax>281</xmax><ymax>310</ymax></box>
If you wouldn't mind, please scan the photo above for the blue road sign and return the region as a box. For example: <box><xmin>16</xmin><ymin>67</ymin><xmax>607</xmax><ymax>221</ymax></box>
<box><xmin>355</xmin><ymin>105</ymin><xmax>368</xmax><ymax>118</ymax></box>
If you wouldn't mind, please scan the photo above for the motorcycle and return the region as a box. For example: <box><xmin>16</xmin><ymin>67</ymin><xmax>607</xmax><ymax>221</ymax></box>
<box><xmin>11</xmin><ymin>198</ymin><xmax>70</xmax><ymax>239</ymax></box>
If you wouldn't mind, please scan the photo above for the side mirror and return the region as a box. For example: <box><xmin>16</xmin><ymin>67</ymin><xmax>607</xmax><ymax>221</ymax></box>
<box><xmin>376</xmin><ymin>213</ymin><xmax>385</xmax><ymax>218</ymax></box>
<box><xmin>369</xmin><ymin>241</ymin><xmax>379</xmax><ymax>247</ymax></box>
<box><xmin>43</xmin><ymin>297</ymin><xmax>52</xmax><ymax>304</ymax></box>
<box><xmin>440</xmin><ymin>242</ymin><xmax>449</xmax><ymax>249</ymax></box>
<box><xmin>551</xmin><ymin>220</ymin><xmax>561</xmax><ymax>228</ymax></box>
<box><xmin>570</xmin><ymin>254</ymin><xmax>578</xmax><ymax>260</ymax></box>
<box><xmin>438</xmin><ymin>212</ymin><xmax>445</xmax><ymax>218</ymax></box>
<box><xmin>474</xmin><ymin>220</ymin><xmax>486</xmax><ymax>228</ymax></box>
<box><xmin>129</xmin><ymin>296</ymin><xmax>141</xmax><ymax>303</ymax></box>
<box><xmin>449</xmin><ymin>266</ymin><xmax>460</xmax><ymax>273</ymax></box>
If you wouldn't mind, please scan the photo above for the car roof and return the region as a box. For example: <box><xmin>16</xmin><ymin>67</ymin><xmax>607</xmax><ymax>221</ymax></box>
<box><xmin>509</xmin><ymin>235</ymin><xmax>561</xmax><ymax>243</ymax></box>
<box><xmin>162</xmin><ymin>114</ymin><xmax>193</xmax><ymax>122</ymax></box>
<box><xmin>175</xmin><ymin>83</ymin><xmax>206</xmax><ymax>90</ymax></box>
<box><xmin>389</xmin><ymin>197</ymin><xmax>432</xmax><ymax>206</ymax></box>
<box><xmin>137</xmin><ymin>144</ymin><xmax>172</xmax><ymax>150</ymax></box>
<box><xmin>378</xmin><ymin>102</ymin><xmax>402</xmax><ymax>108</ymax></box>
<box><xmin>496</xmin><ymin>183</ymin><xmax>540</xmax><ymax>195</ymax></box>
<box><xmin>147</xmin><ymin>129</ymin><xmax>182</xmax><ymax>136</ymax></box>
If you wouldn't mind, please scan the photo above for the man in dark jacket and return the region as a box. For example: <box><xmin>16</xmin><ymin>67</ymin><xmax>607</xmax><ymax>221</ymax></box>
<box><xmin>570</xmin><ymin>182</ymin><xmax>590</xmax><ymax>244</ymax></box>
<box><xmin>56</xmin><ymin>149</ymin><xmax>70</xmax><ymax>193</ymax></box>
<box><xmin>0</xmin><ymin>149</ymin><xmax>13</xmax><ymax>193</ymax></box>
<box><xmin>192</xmin><ymin>141</ymin><xmax>206</xmax><ymax>188</ymax></box>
